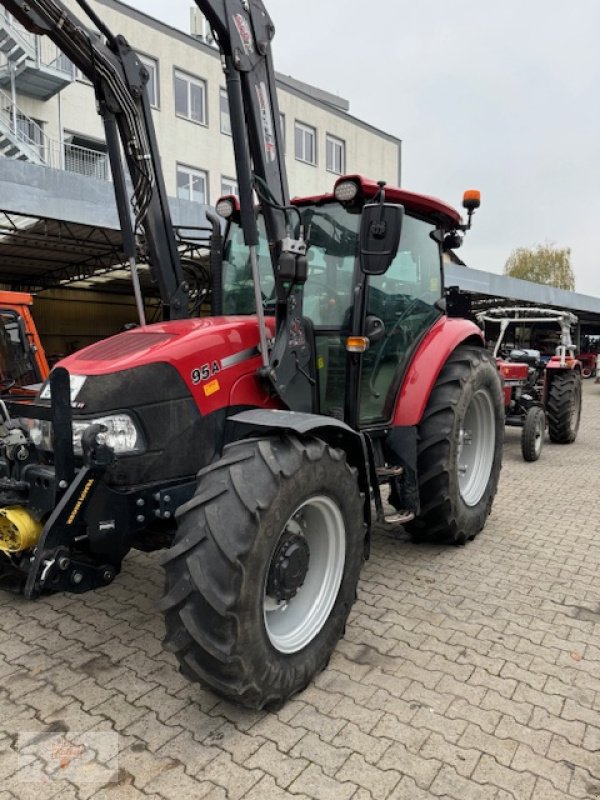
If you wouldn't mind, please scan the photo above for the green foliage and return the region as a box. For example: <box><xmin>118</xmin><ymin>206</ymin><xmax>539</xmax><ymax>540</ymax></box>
<box><xmin>504</xmin><ymin>243</ymin><xmax>575</xmax><ymax>291</ymax></box>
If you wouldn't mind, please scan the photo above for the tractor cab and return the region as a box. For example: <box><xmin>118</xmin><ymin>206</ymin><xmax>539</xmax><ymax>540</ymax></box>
<box><xmin>217</xmin><ymin>175</ymin><xmax>464</xmax><ymax>428</ymax></box>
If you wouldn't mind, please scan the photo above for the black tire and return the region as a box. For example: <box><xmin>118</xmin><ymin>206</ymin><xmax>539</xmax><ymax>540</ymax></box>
<box><xmin>405</xmin><ymin>346</ymin><xmax>503</xmax><ymax>545</ymax></box>
<box><xmin>159</xmin><ymin>435</ymin><xmax>365</xmax><ymax>709</ymax></box>
<box><xmin>521</xmin><ymin>406</ymin><xmax>545</xmax><ymax>462</ymax></box>
<box><xmin>547</xmin><ymin>371</ymin><xmax>582</xmax><ymax>443</ymax></box>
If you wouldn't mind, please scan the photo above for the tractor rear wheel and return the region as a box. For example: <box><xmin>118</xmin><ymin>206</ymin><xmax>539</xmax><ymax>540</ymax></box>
<box><xmin>521</xmin><ymin>406</ymin><xmax>545</xmax><ymax>462</ymax></box>
<box><xmin>547</xmin><ymin>372</ymin><xmax>582</xmax><ymax>444</ymax></box>
<box><xmin>159</xmin><ymin>435</ymin><xmax>365</xmax><ymax>709</ymax></box>
<box><xmin>405</xmin><ymin>346</ymin><xmax>503</xmax><ymax>545</ymax></box>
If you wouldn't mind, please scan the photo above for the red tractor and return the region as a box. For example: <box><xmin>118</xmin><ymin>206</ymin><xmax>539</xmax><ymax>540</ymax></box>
<box><xmin>478</xmin><ymin>307</ymin><xmax>582</xmax><ymax>461</ymax></box>
<box><xmin>0</xmin><ymin>0</ymin><xmax>504</xmax><ymax>708</ymax></box>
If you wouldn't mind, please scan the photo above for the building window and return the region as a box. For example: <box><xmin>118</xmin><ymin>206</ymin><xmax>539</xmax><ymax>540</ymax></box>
<box><xmin>56</xmin><ymin>52</ymin><xmax>77</xmax><ymax>79</ymax></box>
<box><xmin>326</xmin><ymin>135</ymin><xmax>345</xmax><ymax>175</ymax></box>
<box><xmin>174</xmin><ymin>70</ymin><xmax>207</xmax><ymax>125</ymax></box>
<box><xmin>177</xmin><ymin>164</ymin><xmax>208</xmax><ymax>204</ymax></box>
<box><xmin>55</xmin><ymin>53</ymin><xmax>89</xmax><ymax>83</ymax></box>
<box><xmin>295</xmin><ymin>121</ymin><xmax>316</xmax><ymax>165</ymax></box>
<box><xmin>16</xmin><ymin>114</ymin><xmax>45</xmax><ymax>161</ymax></box>
<box><xmin>221</xmin><ymin>176</ymin><xmax>238</xmax><ymax>196</ymax></box>
<box><xmin>220</xmin><ymin>89</ymin><xmax>231</xmax><ymax>136</ymax></box>
<box><xmin>139</xmin><ymin>54</ymin><xmax>159</xmax><ymax>109</ymax></box>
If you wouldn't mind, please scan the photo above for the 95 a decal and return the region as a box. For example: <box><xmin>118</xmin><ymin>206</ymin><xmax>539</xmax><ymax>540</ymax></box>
<box><xmin>191</xmin><ymin>361</ymin><xmax>221</xmax><ymax>384</ymax></box>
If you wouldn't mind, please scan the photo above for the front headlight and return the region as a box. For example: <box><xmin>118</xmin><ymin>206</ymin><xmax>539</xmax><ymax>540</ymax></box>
<box><xmin>26</xmin><ymin>413</ymin><xmax>145</xmax><ymax>456</ymax></box>
<box><xmin>73</xmin><ymin>414</ymin><xmax>145</xmax><ymax>455</ymax></box>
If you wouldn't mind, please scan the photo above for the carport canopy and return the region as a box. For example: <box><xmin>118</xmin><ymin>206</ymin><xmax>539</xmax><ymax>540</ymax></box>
<box><xmin>0</xmin><ymin>159</ymin><xmax>213</xmax><ymax>295</ymax></box>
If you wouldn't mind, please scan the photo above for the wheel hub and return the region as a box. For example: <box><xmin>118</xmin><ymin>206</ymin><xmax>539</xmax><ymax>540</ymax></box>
<box><xmin>266</xmin><ymin>532</ymin><xmax>310</xmax><ymax>602</ymax></box>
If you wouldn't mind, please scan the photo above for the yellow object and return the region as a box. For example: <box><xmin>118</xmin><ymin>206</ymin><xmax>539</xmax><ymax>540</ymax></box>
<box><xmin>204</xmin><ymin>379</ymin><xmax>220</xmax><ymax>397</ymax></box>
<box><xmin>0</xmin><ymin>507</ymin><xmax>43</xmax><ymax>553</ymax></box>
<box><xmin>346</xmin><ymin>336</ymin><xmax>370</xmax><ymax>353</ymax></box>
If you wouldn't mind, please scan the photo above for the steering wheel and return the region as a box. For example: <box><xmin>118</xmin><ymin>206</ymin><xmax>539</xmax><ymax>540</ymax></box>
<box><xmin>368</xmin><ymin>296</ymin><xmax>430</xmax><ymax>398</ymax></box>
<box><xmin>304</xmin><ymin>277</ymin><xmax>340</xmax><ymax>324</ymax></box>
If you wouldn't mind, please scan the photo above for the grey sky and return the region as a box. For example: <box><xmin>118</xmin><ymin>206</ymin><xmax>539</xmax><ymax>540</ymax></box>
<box><xmin>126</xmin><ymin>1</ymin><xmax>600</xmax><ymax>296</ymax></box>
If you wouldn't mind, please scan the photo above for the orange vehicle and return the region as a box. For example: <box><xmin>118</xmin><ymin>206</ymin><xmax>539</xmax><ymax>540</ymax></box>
<box><xmin>0</xmin><ymin>292</ymin><xmax>49</xmax><ymax>392</ymax></box>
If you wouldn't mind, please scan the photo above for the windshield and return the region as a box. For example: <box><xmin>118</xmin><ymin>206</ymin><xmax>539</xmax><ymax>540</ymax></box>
<box><xmin>221</xmin><ymin>203</ymin><xmax>360</xmax><ymax>324</ymax></box>
<box><xmin>221</xmin><ymin>204</ymin><xmax>441</xmax><ymax>324</ymax></box>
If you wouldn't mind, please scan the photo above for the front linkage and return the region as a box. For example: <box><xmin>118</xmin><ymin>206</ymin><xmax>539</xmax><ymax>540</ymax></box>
<box><xmin>0</xmin><ymin>368</ymin><xmax>194</xmax><ymax>598</ymax></box>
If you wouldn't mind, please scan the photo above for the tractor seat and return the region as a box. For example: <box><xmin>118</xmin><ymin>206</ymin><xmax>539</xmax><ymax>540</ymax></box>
<box><xmin>508</xmin><ymin>348</ymin><xmax>541</xmax><ymax>367</ymax></box>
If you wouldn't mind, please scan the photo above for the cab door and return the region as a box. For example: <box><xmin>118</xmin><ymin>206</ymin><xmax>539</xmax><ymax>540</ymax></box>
<box><xmin>359</xmin><ymin>215</ymin><xmax>443</xmax><ymax>425</ymax></box>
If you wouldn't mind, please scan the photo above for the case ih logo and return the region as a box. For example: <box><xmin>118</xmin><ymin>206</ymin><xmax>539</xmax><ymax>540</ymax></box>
<box><xmin>255</xmin><ymin>81</ymin><xmax>276</xmax><ymax>162</ymax></box>
<box><xmin>233</xmin><ymin>13</ymin><xmax>254</xmax><ymax>54</ymax></box>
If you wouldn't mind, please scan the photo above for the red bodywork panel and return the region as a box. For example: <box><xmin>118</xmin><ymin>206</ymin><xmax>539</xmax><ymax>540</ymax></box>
<box><xmin>293</xmin><ymin>174</ymin><xmax>463</xmax><ymax>229</ymax></box>
<box><xmin>58</xmin><ymin>314</ymin><xmax>483</xmax><ymax>429</ymax></box>
<box><xmin>59</xmin><ymin>316</ymin><xmax>282</xmax><ymax>416</ymax></box>
<box><xmin>496</xmin><ymin>360</ymin><xmax>529</xmax><ymax>409</ymax></box>
<box><xmin>497</xmin><ymin>361</ymin><xmax>529</xmax><ymax>382</ymax></box>
<box><xmin>392</xmin><ymin>317</ymin><xmax>483</xmax><ymax>426</ymax></box>
<box><xmin>546</xmin><ymin>355</ymin><xmax>580</xmax><ymax>372</ymax></box>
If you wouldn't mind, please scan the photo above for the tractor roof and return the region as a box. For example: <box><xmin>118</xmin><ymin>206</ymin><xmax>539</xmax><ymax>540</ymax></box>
<box><xmin>292</xmin><ymin>174</ymin><xmax>462</xmax><ymax>228</ymax></box>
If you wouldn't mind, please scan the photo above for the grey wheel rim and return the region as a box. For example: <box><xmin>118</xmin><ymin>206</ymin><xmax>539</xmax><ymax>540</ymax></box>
<box><xmin>264</xmin><ymin>495</ymin><xmax>346</xmax><ymax>654</ymax></box>
<box><xmin>457</xmin><ymin>388</ymin><xmax>496</xmax><ymax>507</ymax></box>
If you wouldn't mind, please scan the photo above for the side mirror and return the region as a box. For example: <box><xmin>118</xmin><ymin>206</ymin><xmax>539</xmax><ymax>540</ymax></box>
<box><xmin>359</xmin><ymin>203</ymin><xmax>403</xmax><ymax>275</ymax></box>
<box><xmin>365</xmin><ymin>315</ymin><xmax>385</xmax><ymax>344</ymax></box>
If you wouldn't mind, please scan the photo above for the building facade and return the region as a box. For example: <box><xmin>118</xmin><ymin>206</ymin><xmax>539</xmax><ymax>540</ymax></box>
<box><xmin>0</xmin><ymin>0</ymin><xmax>402</xmax><ymax>206</ymax></box>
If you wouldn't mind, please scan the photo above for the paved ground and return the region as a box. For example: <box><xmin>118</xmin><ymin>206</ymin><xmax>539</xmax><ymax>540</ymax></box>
<box><xmin>1</xmin><ymin>380</ymin><xmax>600</xmax><ymax>799</ymax></box>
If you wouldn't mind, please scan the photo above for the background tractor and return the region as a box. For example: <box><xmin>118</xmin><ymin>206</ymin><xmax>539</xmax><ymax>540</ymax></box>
<box><xmin>478</xmin><ymin>307</ymin><xmax>582</xmax><ymax>461</ymax></box>
<box><xmin>0</xmin><ymin>292</ymin><xmax>48</xmax><ymax>393</ymax></box>
<box><xmin>0</xmin><ymin>0</ymin><xmax>504</xmax><ymax>709</ymax></box>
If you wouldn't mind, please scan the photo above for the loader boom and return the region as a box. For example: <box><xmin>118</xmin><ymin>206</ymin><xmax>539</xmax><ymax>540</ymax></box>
<box><xmin>194</xmin><ymin>1</ymin><xmax>313</xmax><ymax>411</ymax></box>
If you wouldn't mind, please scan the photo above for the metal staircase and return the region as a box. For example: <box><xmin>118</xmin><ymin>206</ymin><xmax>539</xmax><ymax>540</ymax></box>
<box><xmin>0</xmin><ymin>11</ymin><xmax>73</xmax><ymax>99</ymax></box>
<box><xmin>0</xmin><ymin>87</ymin><xmax>109</xmax><ymax>181</ymax></box>
<box><xmin>0</xmin><ymin>87</ymin><xmax>46</xmax><ymax>163</ymax></box>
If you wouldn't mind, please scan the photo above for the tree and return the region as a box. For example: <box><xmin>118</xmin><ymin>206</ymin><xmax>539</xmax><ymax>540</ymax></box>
<box><xmin>503</xmin><ymin>243</ymin><xmax>575</xmax><ymax>291</ymax></box>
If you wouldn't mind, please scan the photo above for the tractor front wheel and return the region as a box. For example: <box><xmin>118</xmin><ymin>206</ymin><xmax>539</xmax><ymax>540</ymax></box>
<box><xmin>521</xmin><ymin>406</ymin><xmax>545</xmax><ymax>462</ymax></box>
<box><xmin>159</xmin><ymin>435</ymin><xmax>365</xmax><ymax>709</ymax></box>
<box><xmin>405</xmin><ymin>346</ymin><xmax>503</xmax><ymax>545</ymax></box>
<box><xmin>547</xmin><ymin>372</ymin><xmax>582</xmax><ymax>444</ymax></box>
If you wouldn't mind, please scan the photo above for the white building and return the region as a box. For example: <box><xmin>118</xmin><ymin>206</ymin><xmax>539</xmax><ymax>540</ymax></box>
<box><xmin>0</xmin><ymin>0</ymin><xmax>402</xmax><ymax>205</ymax></box>
<box><xmin>0</xmin><ymin>0</ymin><xmax>402</xmax><ymax>354</ymax></box>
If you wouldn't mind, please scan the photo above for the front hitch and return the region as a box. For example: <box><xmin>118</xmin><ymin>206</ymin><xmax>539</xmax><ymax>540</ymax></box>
<box><xmin>23</xmin><ymin>421</ymin><xmax>117</xmax><ymax>599</ymax></box>
<box><xmin>0</xmin><ymin>368</ymin><xmax>118</xmax><ymax>598</ymax></box>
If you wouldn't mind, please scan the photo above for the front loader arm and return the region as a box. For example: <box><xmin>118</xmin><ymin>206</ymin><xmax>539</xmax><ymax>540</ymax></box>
<box><xmin>1</xmin><ymin>0</ymin><xmax>188</xmax><ymax>319</ymax></box>
<box><xmin>196</xmin><ymin>1</ymin><xmax>313</xmax><ymax>412</ymax></box>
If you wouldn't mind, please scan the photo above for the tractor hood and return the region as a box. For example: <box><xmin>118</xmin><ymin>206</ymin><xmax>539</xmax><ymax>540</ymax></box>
<box><xmin>55</xmin><ymin>315</ymin><xmax>278</xmax><ymax>417</ymax></box>
<box><xmin>37</xmin><ymin>316</ymin><xmax>280</xmax><ymax>487</ymax></box>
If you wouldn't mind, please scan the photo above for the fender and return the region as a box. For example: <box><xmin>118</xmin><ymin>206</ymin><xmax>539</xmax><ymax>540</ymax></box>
<box><xmin>545</xmin><ymin>355</ymin><xmax>581</xmax><ymax>373</ymax></box>
<box><xmin>543</xmin><ymin>356</ymin><xmax>581</xmax><ymax>403</ymax></box>
<box><xmin>227</xmin><ymin>409</ymin><xmax>372</xmax><ymax>528</ymax></box>
<box><xmin>392</xmin><ymin>317</ymin><xmax>484</xmax><ymax>426</ymax></box>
